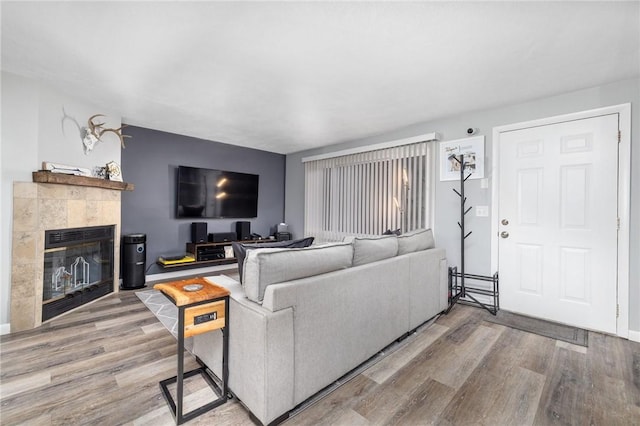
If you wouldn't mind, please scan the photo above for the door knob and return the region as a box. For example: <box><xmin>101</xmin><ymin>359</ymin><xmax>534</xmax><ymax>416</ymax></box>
<box><xmin>501</xmin><ymin>219</ymin><xmax>509</xmax><ymax>226</ymax></box>
<box><xmin>500</xmin><ymin>231</ymin><xmax>509</xmax><ymax>238</ymax></box>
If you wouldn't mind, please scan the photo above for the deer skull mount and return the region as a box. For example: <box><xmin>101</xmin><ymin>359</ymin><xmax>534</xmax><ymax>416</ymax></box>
<box><xmin>82</xmin><ymin>114</ymin><xmax>130</xmax><ymax>154</ymax></box>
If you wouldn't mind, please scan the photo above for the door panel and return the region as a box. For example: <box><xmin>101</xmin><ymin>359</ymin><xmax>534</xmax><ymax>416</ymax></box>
<box><xmin>498</xmin><ymin>114</ymin><xmax>618</xmax><ymax>333</ymax></box>
<box><xmin>517</xmin><ymin>168</ymin><xmax>542</xmax><ymax>225</ymax></box>
<box><xmin>559</xmin><ymin>247</ymin><xmax>590</xmax><ymax>303</ymax></box>
<box><xmin>516</xmin><ymin>244</ymin><xmax>542</xmax><ymax>294</ymax></box>
<box><xmin>560</xmin><ymin>165</ymin><xmax>590</xmax><ymax>228</ymax></box>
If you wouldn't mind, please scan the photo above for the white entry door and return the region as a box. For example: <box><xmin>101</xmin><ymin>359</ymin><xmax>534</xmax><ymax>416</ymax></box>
<box><xmin>497</xmin><ymin>113</ymin><xmax>619</xmax><ymax>333</ymax></box>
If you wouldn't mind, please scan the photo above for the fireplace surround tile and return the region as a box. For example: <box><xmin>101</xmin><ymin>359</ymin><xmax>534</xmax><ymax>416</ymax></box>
<box><xmin>14</xmin><ymin>182</ymin><xmax>38</xmax><ymax>198</ymax></box>
<box><xmin>12</xmin><ymin>198</ymin><xmax>38</xmax><ymax>232</ymax></box>
<box><xmin>11</xmin><ymin>263</ymin><xmax>36</xmax><ymax>298</ymax></box>
<box><xmin>102</xmin><ymin>189</ymin><xmax>121</xmax><ymax>201</ymax></box>
<box><xmin>102</xmin><ymin>200</ymin><xmax>121</xmax><ymax>224</ymax></box>
<box><xmin>10</xmin><ymin>297</ymin><xmax>36</xmax><ymax>331</ymax></box>
<box><xmin>67</xmin><ymin>200</ymin><xmax>87</xmax><ymax>227</ymax></box>
<box><xmin>38</xmin><ymin>199</ymin><xmax>68</xmax><ymax>230</ymax></box>
<box><xmin>11</xmin><ymin>181</ymin><xmax>122</xmax><ymax>332</ymax></box>
<box><xmin>12</xmin><ymin>231</ymin><xmax>37</xmax><ymax>263</ymax></box>
<box><xmin>86</xmin><ymin>187</ymin><xmax>104</xmax><ymax>201</ymax></box>
<box><xmin>86</xmin><ymin>200</ymin><xmax>104</xmax><ymax>225</ymax></box>
<box><xmin>38</xmin><ymin>183</ymin><xmax>68</xmax><ymax>200</ymax></box>
<box><xmin>68</xmin><ymin>186</ymin><xmax>87</xmax><ymax>200</ymax></box>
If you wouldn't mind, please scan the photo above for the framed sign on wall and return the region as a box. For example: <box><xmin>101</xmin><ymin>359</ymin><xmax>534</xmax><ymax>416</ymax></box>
<box><xmin>439</xmin><ymin>135</ymin><xmax>485</xmax><ymax>181</ymax></box>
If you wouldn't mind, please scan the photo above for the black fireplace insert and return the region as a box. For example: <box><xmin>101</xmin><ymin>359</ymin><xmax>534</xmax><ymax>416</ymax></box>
<box><xmin>42</xmin><ymin>225</ymin><xmax>115</xmax><ymax>321</ymax></box>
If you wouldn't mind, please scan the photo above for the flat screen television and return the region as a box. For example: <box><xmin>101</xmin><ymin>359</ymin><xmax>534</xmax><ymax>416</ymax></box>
<box><xmin>176</xmin><ymin>166</ymin><xmax>259</xmax><ymax>218</ymax></box>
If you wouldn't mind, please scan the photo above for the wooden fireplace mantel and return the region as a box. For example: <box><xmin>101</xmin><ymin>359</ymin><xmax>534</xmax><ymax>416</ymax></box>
<box><xmin>32</xmin><ymin>171</ymin><xmax>134</xmax><ymax>191</ymax></box>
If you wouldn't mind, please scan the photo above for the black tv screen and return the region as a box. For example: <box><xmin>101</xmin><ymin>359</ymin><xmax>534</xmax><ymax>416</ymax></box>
<box><xmin>176</xmin><ymin>166</ymin><xmax>259</xmax><ymax>218</ymax></box>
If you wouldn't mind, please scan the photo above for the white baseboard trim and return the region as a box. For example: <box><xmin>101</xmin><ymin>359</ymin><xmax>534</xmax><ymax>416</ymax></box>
<box><xmin>145</xmin><ymin>263</ymin><xmax>238</xmax><ymax>284</ymax></box>
<box><xmin>1</xmin><ymin>323</ymin><xmax>11</xmax><ymax>336</ymax></box>
<box><xmin>628</xmin><ymin>329</ymin><xmax>640</xmax><ymax>343</ymax></box>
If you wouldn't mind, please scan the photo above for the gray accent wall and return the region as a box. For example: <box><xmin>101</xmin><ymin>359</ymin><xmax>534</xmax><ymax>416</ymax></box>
<box><xmin>285</xmin><ymin>77</ymin><xmax>640</xmax><ymax>333</ymax></box>
<box><xmin>121</xmin><ymin>126</ymin><xmax>285</xmax><ymax>276</ymax></box>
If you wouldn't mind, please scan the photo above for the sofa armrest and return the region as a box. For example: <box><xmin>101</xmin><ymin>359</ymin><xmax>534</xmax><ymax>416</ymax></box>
<box><xmin>262</xmin><ymin>282</ymin><xmax>295</xmax><ymax>312</ymax></box>
<box><xmin>404</xmin><ymin>247</ymin><xmax>448</xmax><ymax>329</ymax></box>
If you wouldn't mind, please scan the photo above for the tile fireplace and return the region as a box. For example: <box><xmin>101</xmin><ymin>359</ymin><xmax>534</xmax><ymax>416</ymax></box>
<box><xmin>11</xmin><ymin>177</ymin><xmax>129</xmax><ymax>332</ymax></box>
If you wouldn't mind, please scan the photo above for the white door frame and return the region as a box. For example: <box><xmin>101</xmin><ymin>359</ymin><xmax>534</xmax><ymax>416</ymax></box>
<box><xmin>491</xmin><ymin>104</ymin><xmax>631</xmax><ymax>338</ymax></box>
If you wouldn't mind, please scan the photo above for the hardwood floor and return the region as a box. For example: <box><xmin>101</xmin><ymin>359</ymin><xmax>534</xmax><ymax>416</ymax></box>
<box><xmin>1</xmin><ymin>291</ymin><xmax>638</xmax><ymax>425</ymax></box>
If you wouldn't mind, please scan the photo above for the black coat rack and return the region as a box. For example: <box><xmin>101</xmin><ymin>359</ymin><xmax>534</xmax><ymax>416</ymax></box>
<box><xmin>446</xmin><ymin>153</ymin><xmax>499</xmax><ymax>315</ymax></box>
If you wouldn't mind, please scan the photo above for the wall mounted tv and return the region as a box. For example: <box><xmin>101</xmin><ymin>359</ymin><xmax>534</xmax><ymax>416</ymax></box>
<box><xmin>176</xmin><ymin>166</ymin><xmax>259</xmax><ymax>218</ymax></box>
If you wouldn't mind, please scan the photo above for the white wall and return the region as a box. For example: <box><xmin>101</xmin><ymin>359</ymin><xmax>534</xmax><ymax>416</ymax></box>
<box><xmin>285</xmin><ymin>77</ymin><xmax>640</xmax><ymax>335</ymax></box>
<box><xmin>0</xmin><ymin>71</ymin><xmax>121</xmax><ymax>332</ymax></box>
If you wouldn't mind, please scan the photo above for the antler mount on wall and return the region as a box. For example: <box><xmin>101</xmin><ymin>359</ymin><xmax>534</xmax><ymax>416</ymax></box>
<box><xmin>82</xmin><ymin>114</ymin><xmax>130</xmax><ymax>154</ymax></box>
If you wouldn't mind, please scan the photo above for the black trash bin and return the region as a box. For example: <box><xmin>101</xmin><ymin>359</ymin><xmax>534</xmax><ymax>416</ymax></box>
<box><xmin>122</xmin><ymin>234</ymin><xmax>146</xmax><ymax>289</ymax></box>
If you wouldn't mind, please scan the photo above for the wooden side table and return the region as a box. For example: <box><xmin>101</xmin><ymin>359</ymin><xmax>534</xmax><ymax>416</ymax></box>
<box><xmin>154</xmin><ymin>277</ymin><xmax>230</xmax><ymax>425</ymax></box>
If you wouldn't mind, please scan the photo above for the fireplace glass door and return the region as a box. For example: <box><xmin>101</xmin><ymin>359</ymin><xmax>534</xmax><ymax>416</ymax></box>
<box><xmin>43</xmin><ymin>225</ymin><xmax>115</xmax><ymax>321</ymax></box>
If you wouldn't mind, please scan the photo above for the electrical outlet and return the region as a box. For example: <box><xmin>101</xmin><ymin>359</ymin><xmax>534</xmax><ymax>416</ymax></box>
<box><xmin>476</xmin><ymin>205</ymin><xmax>489</xmax><ymax>217</ymax></box>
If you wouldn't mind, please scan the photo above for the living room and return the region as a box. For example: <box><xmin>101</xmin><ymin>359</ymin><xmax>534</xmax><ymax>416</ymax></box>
<box><xmin>1</xmin><ymin>1</ymin><xmax>639</xmax><ymax>425</ymax></box>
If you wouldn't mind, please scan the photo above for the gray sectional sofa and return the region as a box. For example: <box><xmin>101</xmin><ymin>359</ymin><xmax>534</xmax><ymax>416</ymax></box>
<box><xmin>192</xmin><ymin>229</ymin><xmax>448</xmax><ymax>425</ymax></box>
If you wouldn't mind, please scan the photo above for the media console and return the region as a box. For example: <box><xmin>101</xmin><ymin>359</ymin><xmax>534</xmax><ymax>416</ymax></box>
<box><xmin>157</xmin><ymin>239</ymin><xmax>273</xmax><ymax>270</ymax></box>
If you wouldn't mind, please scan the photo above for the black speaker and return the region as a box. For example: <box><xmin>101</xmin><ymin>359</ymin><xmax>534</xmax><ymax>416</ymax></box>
<box><xmin>122</xmin><ymin>234</ymin><xmax>146</xmax><ymax>290</ymax></box>
<box><xmin>276</xmin><ymin>232</ymin><xmax>292</xmax><ymax>242</ymax></box>
<box><xmin>236</xmin><ymin>221</ymin><xmax>251</xmax><ymax>240</ymax></box>
<box><xmin>209</xmin><ymin>232</ymin><xmax>237</xmax><ymax>243</ymax></box>
<box><xmin>191</xmin><ymin>222</ymin><xmax>207</xmax><ymax>243</ymax></box>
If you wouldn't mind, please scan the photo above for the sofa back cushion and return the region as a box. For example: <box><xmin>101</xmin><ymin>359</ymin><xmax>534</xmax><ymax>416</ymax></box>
<box><xmin>233</xmin><ymin>237</ymin><xmax>315</xmax><ymax>283</ymax></box>
<box><xmin>351</xmin><ymin>235</ymin><xmax>398</xmax><ymax>266</ymax></box>
<box><xmin>397</xmin><ymin>228</ymin><xmax>435</xmax><ymax>255</ymax></box>
<box><xmin>243</xmin><ymin>242</ymin><xmax>353</xmax><ymax>303</ymax></box>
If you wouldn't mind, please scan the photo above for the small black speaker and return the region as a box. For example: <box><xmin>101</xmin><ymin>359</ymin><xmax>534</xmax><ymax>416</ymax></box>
<box><xmin>276</xmin><ymin>232</ymin><xmax>292</xmax><ymax>242</ymax></box>
<box><xmin>236</xmin><ymin>221</ymin><xmax>251</xmax><ymax>240</ymax></box>
<box><xmin>209</xmin><ymin>232</ymin><xmax>237</xmax><ymax>243</ymax></box>
<box><xmin>191</xmin><ymin>222</ymin><xmax>207</xmax><ymax>243</ymax></box>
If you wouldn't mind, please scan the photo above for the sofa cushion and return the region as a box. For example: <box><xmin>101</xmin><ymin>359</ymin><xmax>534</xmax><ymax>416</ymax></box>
<box><xmin>233</xmin><ymin>237</ymin><xmax>315</xmax><ymax>283</ymax></box>
<box><xmin>243</xmin><ymin>242</ymin><xmax>353</xmax><ymax>303</ymax></box>
<box><xmin>351</xmin><ymin>235</ymin><xmax>398</xmax><ymax>266</ymax></box>
<box><xmin>397</xmin><ymin>228</ymin><xmax>435</xmax><ymax>255</ymax></box>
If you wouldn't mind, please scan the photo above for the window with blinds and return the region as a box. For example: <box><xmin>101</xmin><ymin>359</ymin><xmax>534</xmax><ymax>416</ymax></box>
<box><xmin>304</xmin><ymin>140</ymin><xmax>434</xmax><ymax>242</ymax></box>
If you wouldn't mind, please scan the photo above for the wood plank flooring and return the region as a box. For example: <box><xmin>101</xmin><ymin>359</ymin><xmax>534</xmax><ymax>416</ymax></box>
<box><xmin>1</xmin><ymin>290</ymin><xmax>639</xmax><ymax>425</ymax></box>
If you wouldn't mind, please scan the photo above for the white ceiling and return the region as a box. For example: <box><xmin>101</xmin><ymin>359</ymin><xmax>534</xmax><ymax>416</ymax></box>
<box><xmin>2</xmin><ymin>1</ymin><xmax>639</xmax><ymax>154</ymax></box>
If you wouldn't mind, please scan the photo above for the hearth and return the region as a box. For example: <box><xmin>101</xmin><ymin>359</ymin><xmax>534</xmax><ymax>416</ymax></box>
<box><xmin>42</xmin><ymin>225</ymin><xmax>115</xmax><ymax>321</ymax></box>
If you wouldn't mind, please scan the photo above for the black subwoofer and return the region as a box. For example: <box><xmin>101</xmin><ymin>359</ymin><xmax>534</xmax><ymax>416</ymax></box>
<box><xmin>122</xmin><ymin>234</ymin><xmax>146</xmax><ymax>290</ymax></box>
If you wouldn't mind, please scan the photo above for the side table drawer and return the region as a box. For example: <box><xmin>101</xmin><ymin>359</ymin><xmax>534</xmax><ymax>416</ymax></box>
<box><xmin>184</xmin><ymin>300</ymin><xmax>226</xmax><ymax>338</ymax></box>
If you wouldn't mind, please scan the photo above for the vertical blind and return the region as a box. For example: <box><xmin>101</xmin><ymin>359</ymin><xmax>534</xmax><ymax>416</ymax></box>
<box><xmin>304</xmin><ymin>141</ymin><xmax>433</xmax><ymax>242</ymax></box>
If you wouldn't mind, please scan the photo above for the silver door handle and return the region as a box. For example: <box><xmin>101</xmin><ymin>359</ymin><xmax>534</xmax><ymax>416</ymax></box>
<box><xmin>500</xmin><ymin>231</ymin><xmax>509</xmax><ymax>238</ymax></box>
<box><xmin>501</xmin><ymin>219</ymin><xmax>509</xmax><ymax>226</ymax></box>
